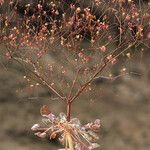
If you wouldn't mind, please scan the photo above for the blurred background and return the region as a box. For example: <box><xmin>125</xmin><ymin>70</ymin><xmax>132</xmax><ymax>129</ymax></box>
<box><xmin>0</xmin><ymin>0</ymin><xmax>150</xmax><ymax>150</ymax></box>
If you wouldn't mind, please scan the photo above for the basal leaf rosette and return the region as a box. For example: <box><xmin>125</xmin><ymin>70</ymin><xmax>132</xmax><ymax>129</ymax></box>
<box><xmin>31</xmin><ymin>110</ymin><xmax>100</xmax><ymax>150</ymax></box>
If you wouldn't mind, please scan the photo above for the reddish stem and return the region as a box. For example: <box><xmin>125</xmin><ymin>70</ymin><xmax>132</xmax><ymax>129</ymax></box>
<box><xmin>67</xmin><ymin>98</ymin><xmax>71</xmax><ymax>122</ymax></box>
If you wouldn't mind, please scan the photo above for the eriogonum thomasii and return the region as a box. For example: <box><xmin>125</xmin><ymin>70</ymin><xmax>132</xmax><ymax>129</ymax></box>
<box><xmin>1</xmin><ymin>1</ymin><xmax>149</xmax><ymax>150</ymax></box>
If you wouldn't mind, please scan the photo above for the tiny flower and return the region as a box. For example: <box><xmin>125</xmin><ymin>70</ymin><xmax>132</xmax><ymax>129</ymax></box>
<box><xmin>126</xmin><ymin>53</ymin><xmax>131</xmax><ymax>58</ymax></box>
<box><xmin>111</xmin><ymin>58</ymin><xmax>117</xmax><ymax>65</ymax></box>
<box><xmin>76</xmin><ymin>7</ymin><xmax>81</xmax><ymax>13</ymax></box>
<box><xmin>107</xmin><ymin>55</ymin><xmax>112</xmax><ymax>61</ymax></box>
<box><xmin>108</xmin><ymin>35</ymin><xmax>112</xmax><ymax>41</ymax></box>
<box><xmin>76</xmin><ymin>34</ymin><xmax>80</xmax><ymax>39</ymax></box>
<box><xmin>55</xmin><ymin>10</ymin><xmax>59</xmax><ymax>15</ymax></box>
<box><xmin>5</xmin><ymin>52</ymin><xmax>12</xmax><ymax>59</ymax></box>
<box><xmin>78</xmin><ymin>52</ymin><xmax>84</xmax><ymax>58</ymax></box>
<box><xmin>100</xmin><ymin>46</ymin><xmax>106</xmax><ymax>52</ymax></box>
